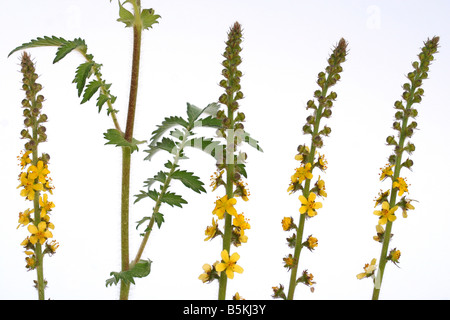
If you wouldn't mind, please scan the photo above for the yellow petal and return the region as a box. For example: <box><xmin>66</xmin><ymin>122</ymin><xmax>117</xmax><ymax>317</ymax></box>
<box><xmin>27</xmin><ymin>224</ymin><xmax>38</xmax><ymax>234</ymax></box>
<box><xmin>299</xmin><ymin>195</ymin><xmax>307</xmax><ymax>204</ymax></box>
<box><xmin>215</xmin><ymin>263</ymin><xmax>226</xmax><ymax>272</ymax></box>
<box><xmin>233</xmin><ymin>264</ymin><xmax>244</xmax><ymax>274</ymax></box>
<box><xmin>202</xmin><ymin>264</ymin><xmax>212</xmax><ymax>272</ymax></box>
<box><xmin>230</xmin><ymin>252</ymin><xmax>240</xmax><ymax>263</ymax></box>
<box><xmin>221</xmin><ymin>250</ymin><xmax>229</xmax><ymax>263</ymax></box>
<box><xmin>226</xmin><ymin>268</ymin><xmax>234</xmax><ymax>279</ymax></box>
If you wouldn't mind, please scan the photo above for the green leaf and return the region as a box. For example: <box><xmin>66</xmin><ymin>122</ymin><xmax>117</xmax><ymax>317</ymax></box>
<box><xmin>134</xmin><ymin>189</ymin><xmax>159</xmax><ymax>204</ymax></box>
<box><xmin>143</xmin><ymin>171</ymin><xmax>167</xmax><ymax>189</ymax></box>
<box><xmin>194</xmin><ymin>115</ymin><xmax>222</xmax><ymax>129</ymax></box>
<box><xmin>106</xmin><ymin>259</ymin><xmax>152</xmax><ymax>287</ymax></box>
<box><xmin>54</xmin><ymin>38</ymin><xmax>87</xmax><ymax>63</ymax></box>
<box><xmin>81</xmin><ymin>80</ymin><xmax>102</xmax><ymax>104</ymax></box>
<box><xmin>135</xmin><ymin>216</ymin><xmax>151</xmax><ymax>230</ymax></box>
<box><xmin>104</xmin><ymin>128</ymin><xmax>146</xmax><ymax>153</ymax></box>
<box><xmin>154</xmin><ymin>212</ymin><xmax>165</xmax><ymax>229</ymax></box>
<box><xmin>73</xmin><ymin>61</ymin><xmax>94</xmax><ymax>97</ymax></box>
<box><xmin>186</xmin><ymin>103</ymin><xmax>203</xmax><ymax>125</ymax></box>
<box><xmin>149</xmin><ymin>116</ymin><xmax>189</xmax><ymax>146</ymax></box>
<box><xmin>8</xmin><ymin>36</ymin><xmax>69</xmax><ymax>57</ymax></box>
<box><xmin>171</xmin><ymin>170</ymin><xmax>206</xmax><ymax>194</ymax></box>
<box><xmin>141</xmin><ymin>8</ymin><xmax>161</xmax><ymax>30</ymax></box>
<box><xmin>144</xmin><ymin>137</ymin><xmax>178</xmax><ymax>161</ymax></box>
<box><xmin>160</xmin><ymin>191</ymin><xmax>187</xmax><ymax>208</ymax></box>
<box><xmin>117</xmin><ymin>0</ymin><xmax>135</xmax><ymax>27</ymax></box>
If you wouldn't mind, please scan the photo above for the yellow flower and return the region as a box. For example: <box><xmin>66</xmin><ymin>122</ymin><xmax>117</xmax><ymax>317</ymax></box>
<box><xmin>374</xmin><ymin>189</ymin><xmax>390</xmax><ymax>208</ymax></box>
<box><xmin>204</xmin><ymin>218</ymin><xmax>219</xmax><ymax>241</ymax></box>
<box><xmin>210</xmin><ymin>170</ymin><xmax>225</xmax><ymax>191</ymax></box>
<box><xmin>316</xmin><ymin>176</ymin><xmax>327</xmax><ymax>197</ymax></box>
<box><xmin>402</xmin><ymin>199</ymin><xmax>415</xmax><ymax>218</ymax></box>
<box><xmin>18</xmin><ymin>172</ymin><xmax>43</xmax><ymax>200</ymax></box>
<box><xmin>234</xmin><ymin>179</ymin><xmax>250</xmax><ymax>201</ymax></box>
<box><xmin>306</xmin><ymin>235</ymin><xmax>318</xmax><ymax>250</ymax></box>
<box><xmin>39</xmin><ymin>193</ymin><xmax>55</xmax><ymax>217</ymax></box>
<box><xmin>28</xmin><ymin>221</ymin><xmax>53</xmax><ymax>245</ymax></box>
<box><xmin>25</xmin><ymin>255</ymin><xmax>36</xmax><ymax>270</ymax></box>
<box><xmin>373</xmin><ymin>224</ymin><xmax>385</xmax><ymax>242</ymax></box>
<box><xmin>28</xmin><ymin>161</ymin><xmax>50</xmax><ymax>184</ymax></box>
<box><xmin>215</xmin><ymin>250</ymin><xmax>244</xmax><ymax>279</ymax></box>
<box><xmin>17</xmin><ymin>208</ymin><xmax>34</xmax><ymax>229</ymax></box>
<box><xmin>380</xmin><ymin>164</ymin><xmax>394</xmax><ymax>181</ymax></box>
<box><xmin>44</xmin><ymin>240</ymin><xmax>59</xmax><ymax>256</ymax></box>
<box><xmin>291</xmin><ymin>163</ymin><xmax>313</xmax><ymax>184</ymax></box>
<box><xmin>374</xmin><ymin>201</ymin><xmax>398</xmax><ymax>225</ymax></box>
<box><xmin>299</xmin><ymin>192</ymin><xmax>322</xmax><ymax>217</ymax></box>
<box><xmin>281</xmin><ymin>217</ymin><xmax>295</xmax><ymax>231</ymax></box>
<box><xmin>233</xmin><ymin>292</ymin><xmax>245</xmax><ymax>300</ymax></box>
<box><xmin>18</xmin><ymin>151</ymin><xmax>32</xmax><ymax>169</ymax></box>
<box><xmin>317</xmin><ymin>153</ymin><xmax>328</xmax><ymax>170</ymax></box>
<box><xmin>356</xmin><ymin>258</ymin><xmax>377</xmax><ymax>279</ymax></box>
<box><xmin>393</xmin><ymin>177</ymin><xmax>409</xmax><ymax>196</ymax></box>
<box><xmin>283</xmin><ymin>254</ymin><xmax>296</xmax><ymax>270</ymax></box>
<box><xmin>198</xmin><ymin>262</ymin><xmax>219</xmax><ymax>283</ymax></box>
<box><xmin>233</xmin><ymin>213</ymin><xmax>250</xmax><ymax>230</ymax></box>
<box><xmin>212</xmin><ymin>195</ymin><xmax>237</xmax><ymax>219</ymax></box>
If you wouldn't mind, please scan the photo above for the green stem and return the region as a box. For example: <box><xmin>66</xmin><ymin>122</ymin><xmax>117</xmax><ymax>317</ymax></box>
<box><xmin>218</xmin><ymin>104</ymin><xmax>236</xmax><ymax>300</ymax></box>
<box><xmin>119</xmin><ymin>146</ymin><xmax>131</xmax><ymax>300</ymax></box>
<box><xmin>119</xmin><ymin>3</ymin><xmax>142</xmax><ymax>299</ymax></box>
<box><xmin>30</xmin><ymin>98</ymin><xmax>45</xmax><ymax>300</ymax></box>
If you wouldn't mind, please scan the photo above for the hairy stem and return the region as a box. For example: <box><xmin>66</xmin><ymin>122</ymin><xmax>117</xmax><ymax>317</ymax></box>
<box><xmin>119</xmin><ymin>3</ymin><xmax>142</xmax><ymax>299</ymax></box>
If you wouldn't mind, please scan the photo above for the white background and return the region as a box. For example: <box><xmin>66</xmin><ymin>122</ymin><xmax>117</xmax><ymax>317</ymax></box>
<box><xmin>1</xmin><ymin>0</ymin><xmax>449</xmax><ymax>300</ymax></box>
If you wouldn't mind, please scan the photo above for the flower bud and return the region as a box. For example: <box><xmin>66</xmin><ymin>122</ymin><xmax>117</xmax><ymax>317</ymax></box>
<box><xmin>401</xmin><ymin>158</ymin><xmax>414</xmax><ymax>169</ymax></box>
<box><xmin>386</xmin><ymin>135</ymin><xmax>397</xmax><ymax>146</ymax></box>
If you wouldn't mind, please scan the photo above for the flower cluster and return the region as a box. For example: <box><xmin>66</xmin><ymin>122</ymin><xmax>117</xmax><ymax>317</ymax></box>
<box><xmin>16</xmin><ymin>52</ymin><xmax>58</xmax><ymax>274</ymax></box>
<box><xmin>357</xmin><ymin>37</ymin><xmax>439</xmax><ymax>299</ymax></box>
<box><xmin>200</xmin><ymin>23</ymin><xmax>250</xmax><ymax>299</ymax></box>
<box><xmin>274</xmin><ymin>38</ymin><xmax>348</xmax><ymax>300</ymax></box>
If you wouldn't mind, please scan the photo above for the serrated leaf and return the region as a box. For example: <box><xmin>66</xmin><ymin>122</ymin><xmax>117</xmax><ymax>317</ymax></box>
<box><xmin>141</xmin><ymin>8</ymin><xmax>161</xmax><ymax>30</ymax></box>
<box><xmin>194</xmin><ymin>116</ymin><xmax>222</xmax><ymax>129</ymax></box>
<box><xmin>105</xmin><ymin>259</ymin><xmax>152</xmax><ymax>287</ymax></box>
<box><xmin>73</xmin><ymin>61</ymin><xmax>94</xmax><ymax>97</ymax></box>
<box><xmin>149</xmin><ymin>116</ymin><xmax>189</xmax><ymax>146</ymax></box>
<box><xmin>104</xmin><ymin>128</ymin><xmax>145</xmax><ymax>153</ymax></box>
<box><xmin>143</xmin><ymin>171</ymin><xmax>167</xmax><ymax>189</ymax></box>
<box><xmin>54</xmin><ymin>38</ymin><xmax>87</xmax><ymax>63</ymax></box>
<box><xmin>160</xmin><ymin>191</ymin><xmax>187</xmax><ymax>208</ymax></box>
<box><xmin>8</xmin><ymin>36</ymin><xmax>69</xmax><ymax>57</ymax></box>
<box><xmin>117</xmin><ymin>0</ymin><xmax>135</xmax><ymax>27</ymax></box>
<box><xmin>136</xmin><ymin>216</ymin><xmax>151</xmax><ymax>230</ymax></box>
<box><xmin>144</xmin><ymin>137</ymin><xmax>178</xmax><ymax>160</ymax></box>
<box><xmin>134</xmin><ymin>189</ymin><xmax>159</xmax><ymax>203</ymax></box>
<box><xmin>186</xmin><ymin>103</ymin><xmax>203</xmax><ymax>125</ymax></box>
<box><xmin>154</xmin><ymin>212</ymin><xmax>165</xmax><ymax>229</ymax></box>
<box><xmin>171</xmin><ymin>170</ymin><xmax>206</xmax><ymax>194</ymax></box>
<box><xmin>81</xmin><ymin>80</ymin><xmax>102</xmax><ymax>104</ymax></box>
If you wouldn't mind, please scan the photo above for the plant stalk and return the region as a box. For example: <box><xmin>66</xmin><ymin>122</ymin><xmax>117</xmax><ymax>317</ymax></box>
<box><xmin>119</xmin><ymin>4</ymin><xmax>142</xmax><ymax>299</ymax></box>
